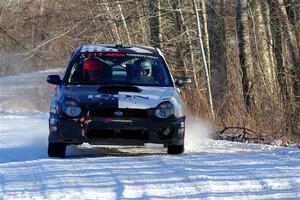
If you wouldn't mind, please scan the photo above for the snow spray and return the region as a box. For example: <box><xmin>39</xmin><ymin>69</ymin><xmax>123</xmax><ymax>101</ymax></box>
<box><xmin>184</xmin><ymin>117</ymin><xmax>212</xmax><ymax>152</ymax></box>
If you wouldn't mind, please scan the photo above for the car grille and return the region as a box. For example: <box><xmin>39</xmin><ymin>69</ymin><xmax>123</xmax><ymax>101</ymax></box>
<box><xmin>87</xmin><ymin>129</ymin><xmax>149</xmax><ymax>140</ymax></box>
<box><xmin>89</xmin><ymin>108</ymin><xmax>149</xmax><ymax>118</ymax></box>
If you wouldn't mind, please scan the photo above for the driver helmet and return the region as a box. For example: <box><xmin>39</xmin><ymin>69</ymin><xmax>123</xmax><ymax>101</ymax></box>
<box><xmin>83</xmin><ymin>58</ymin><xmax>103</xmax><ymax>81</ymax></box>
<box><xmin>140</xmin><ymin>60</ymin><xmax>152</xmax><ymax>76</ymax></box>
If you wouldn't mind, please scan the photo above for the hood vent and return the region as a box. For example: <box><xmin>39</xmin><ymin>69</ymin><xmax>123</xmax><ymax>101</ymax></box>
<box><xmin>97</xmin><ymin>85</ymin><xmax>142</xmax><ymax>93</ymax></box>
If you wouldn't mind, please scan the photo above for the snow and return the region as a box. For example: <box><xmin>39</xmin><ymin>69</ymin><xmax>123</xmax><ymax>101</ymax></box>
<box><xmin>0</xmin><ymin>70</ymin><xmax>300</xmax><ymax>199</ymax></box>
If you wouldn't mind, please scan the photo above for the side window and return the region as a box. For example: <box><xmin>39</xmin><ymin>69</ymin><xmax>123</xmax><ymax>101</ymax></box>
<box><xmin>68</xmin><ymin>61</ymin><xmax>83</xmax><ymax>82</ymax></box>
<box><xmin>152</xmin><ymin>60</ymin><xmax>169</xmax><ymax>84</ymax></box>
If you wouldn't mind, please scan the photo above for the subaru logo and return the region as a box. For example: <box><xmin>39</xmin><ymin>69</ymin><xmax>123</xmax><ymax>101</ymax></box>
<box><xmin>114</xmin><ymin>111</ymin><xmax>123</xmax><ymax>117</ymax></box>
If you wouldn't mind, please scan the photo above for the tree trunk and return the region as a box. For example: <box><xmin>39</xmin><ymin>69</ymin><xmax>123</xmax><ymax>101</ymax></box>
<box><xmin>148</xmin><ymin>0</ymin><xmax>162</xmax><ymax>48</ymax></box>
<box><xmin>192</xmin><ymin>0</ymin><xmax>215</xmax><ymax>120</ymax></box>
<box><xmin>207</xmin><ymin>0</ymin><xmax>227</xmax><ymax>113</ymax></box>
<box><xmin>103</xmin><ymin>0</ymin><xmax>122</xmax><ymax>44</ymax></box>
<box><xmin>277</xmin><ymin>0</ymin><xmax>300</xmax><ymax>101</ymax></box>
<box><xmin>199</xmin><ymin>0</ymin><xmax>210</xmax><ymax>75</ymax></box>
<box><xmin>116</xmin><ymin>1</ymin><xmax>132</xmax><ymax>44</ymax></box>
<box><xmin>253</xmin><ymin>1</ymin><xmax>278</xmax><ymax>100</ymax></box>
<box><xmin>169</xmin><ymin>0</ymin><xmax>187</xmax><ymax>75</ymax></box>
<box><xmin>178</xmin><ymin>3</ymin><xmax>196</xmax><ymax>84</ymax></box>
<box><xmin>135</xmin><ymin>0</ymin><xmax>148</xmax><ymax>44</ymax></box>
<box><xmin>223</xmin><ymin>0</ymin><xmax>245</xmax><ymax>115</ymax></box>
<box><xmin>294</xmin><ymin>0</ymin><xmax>300</xmax><ymax>51</ymax></box>
<box><xmin>275</xmin><ymin>0</ymin><xmax>300</xmax><ymax>134</ymax></box>
<box><xmin>268</xmin><ymin>0</ymin><xmax>285</xmax><ymax>101</ymax></box>
<box><xmin>94</xmin><ymin>1</ymin><xmax>114</xmax><ymax>43</ymax></box>
<box><xmin>236</xmin><ymin>0</ymin><xmax>257</xmax><ymax>110</ymax></box>
<box><xmin>262</xmin><ymin>1</ymin><xmax>278</xmax><ymax>99</ymax></box>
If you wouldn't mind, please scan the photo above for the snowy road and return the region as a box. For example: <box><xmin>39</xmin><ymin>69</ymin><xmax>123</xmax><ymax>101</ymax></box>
<box><xmin>0</xmin><ymin>71</ymin><xmax>300</xmax><ymax>199</ymax></box>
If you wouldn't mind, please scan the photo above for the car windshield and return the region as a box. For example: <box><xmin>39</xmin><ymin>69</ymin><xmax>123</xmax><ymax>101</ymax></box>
<box><xmin>65</xmin><ymin>52</ymin><xmax>173</xmax><ymax>87</ymax></box>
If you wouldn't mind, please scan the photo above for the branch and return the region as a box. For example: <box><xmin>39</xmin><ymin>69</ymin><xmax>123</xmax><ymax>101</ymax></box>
<box><xmin>0</xmin><ymin>25</ymin><xmax>28</xmax><ymax>51</ymax></box>
<box><xmin>23</xmin><ymin>17</ymin><xmax>89</xmax><ymax>58</ymax></box>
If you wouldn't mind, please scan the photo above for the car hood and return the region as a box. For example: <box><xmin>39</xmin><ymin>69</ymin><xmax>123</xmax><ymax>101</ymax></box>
<box><xmin>62</xmin><ymin>85</ymin><xmax>175</xmax><ymax>109</ymax></box>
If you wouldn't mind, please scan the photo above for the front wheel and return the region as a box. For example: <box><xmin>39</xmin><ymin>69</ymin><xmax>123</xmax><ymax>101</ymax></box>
<box><xmin>48</xmin><ymin>142</ymin><xmax>66</xmax><ymax>157</ymax></box>
<box><xmin>167</xmin><ymin>144</ymin><xmax>184</xmax><ymax>154</ymax></box>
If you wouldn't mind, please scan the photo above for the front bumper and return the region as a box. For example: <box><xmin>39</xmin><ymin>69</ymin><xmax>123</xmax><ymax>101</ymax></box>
<box><xmin>49</xmin><ymin>114</ymin><xmax>185</xmax><ymax>146</ymax></box>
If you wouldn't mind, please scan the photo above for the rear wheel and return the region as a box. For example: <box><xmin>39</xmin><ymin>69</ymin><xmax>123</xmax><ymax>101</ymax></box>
<box><xmin>48</xmin><ymin>143</ymin><xmax>66</xmax><ymax>157</ymax></box>
<box><xmin>167</xmin><ymin>144</ymin><xmax>184</xmax><ymax>154</ymax></box>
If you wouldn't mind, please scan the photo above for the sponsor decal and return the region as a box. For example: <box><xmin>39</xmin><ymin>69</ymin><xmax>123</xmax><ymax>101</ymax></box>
<box><xmin>104</xmin><ymin>117</ymin><xmax>112</xmax><ymax>124</ymax></box>
<box><xmin>126</xmin><ymin>54</ymin><xmax>159</xmax><ymax>59</ymax></box>
<box><xmin>88</xmin><ymin>94</ymin><xmax>149</xmax><ymax>100</ymax></box>
<box><xmin>103</xmin><ymin>53</ymin><xmax>125</xmax><ymax>57</ymax></box>
<box><xmin>114</xmin><ymin>111</ymin><xmax>123</xmax><ymax>117</ymax></box>
<box><xmin>81</xmin><ymin>46</ymin><xmax>119</xmax><ymax>53</ymax></box>
<box><xmin>80</xmin><ymin>52</ymin><xmax>158</xmax><ymax>59</ymax></box>
<box><xmin>80</xmin><ymin>52</ymin><xmax>125</xmax><ymax>58</ymax></box>
<box><xmin>111</xmin><ymin>119</ymin><xmax>132</xmax><ymax>123</ymax></box>
<box><xmin>103</xmin><ymin>118</ymin><xmax>132</xmax><ymax>124</ymax></box>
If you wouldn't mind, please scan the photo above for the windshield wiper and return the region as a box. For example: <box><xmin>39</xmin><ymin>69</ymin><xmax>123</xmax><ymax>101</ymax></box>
<box><xmin>68</xmin><ymin>81</ymin><xmax>102</xmax><ymax>85</ymax></box>
<box><xmin>128</xmin><ymin>81</ymin><xmax>164</xmax><ymax>86</ymax></box>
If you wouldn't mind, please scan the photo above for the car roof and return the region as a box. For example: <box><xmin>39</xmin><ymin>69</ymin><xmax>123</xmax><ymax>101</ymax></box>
<box><xmin>80</xmin><ymin>44</ymin><xmax>161</xmax><ymax>56</ymax></box>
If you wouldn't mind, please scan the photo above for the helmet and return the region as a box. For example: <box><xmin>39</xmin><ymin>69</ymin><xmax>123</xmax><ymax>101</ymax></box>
<box><xmin>134</xmin><ymin>59</ymin><xmax>152</xmax><ymax>77</ymax></box>
<box><xmin>140</xmin><ymin>60</ymin><xmax>152</xmax><ymax>76</ymax></box>
<box><xmin>83</xmin><ymin>58</ymin><xmax>103</xmax><ymax>81</ymax></box>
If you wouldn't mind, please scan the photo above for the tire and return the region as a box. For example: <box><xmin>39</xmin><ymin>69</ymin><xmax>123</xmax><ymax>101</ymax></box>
<box><xmin>167</xmin><ymin>144</ymin><xmax>184</xmax><ymax>154</ymax></box>
<box><xmin>48</xmin><ymin>142</ymin><xmax>66</xmax><ymax>157</ymax></box>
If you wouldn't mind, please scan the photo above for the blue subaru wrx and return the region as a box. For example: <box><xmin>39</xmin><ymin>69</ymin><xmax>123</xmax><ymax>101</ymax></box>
<box><xmin>47</xmin><ymin>44</ymin><xmax>191</xmax><ymax>157</ymax></box>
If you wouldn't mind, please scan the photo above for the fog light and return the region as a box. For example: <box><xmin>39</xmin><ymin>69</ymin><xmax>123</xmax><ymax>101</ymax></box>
<box><xmin>162</xmin><ymin>127</ymin><xmax>171</xmax><ymax>136</ymax></box>
<box><xmin>50</xmin><ymin>124</ymin><xmax>58</xmax><ymax>132</ymax></box>
<box><xmin>158</xmin><ymin>126</ymin><xmax>174</xmax><ymax>139</ymax></box>
<box><xmin>50</xmin><ymin>118</ymin><xmax>56</xmax><ymax>124</ymax></box>
<box><xmin>178</xmin><ymin>128</ymin><xmax>185</xmax><ymax>137</ymax></box>
<box><xmin>180</xmin><ymin>122</ymin><xmax>185</xmax><ymax>128</ymax></box>
<box><xmin>49</xmin><ymin>117</ymin><xmax>58</xmax><ymax>132</ymax></box>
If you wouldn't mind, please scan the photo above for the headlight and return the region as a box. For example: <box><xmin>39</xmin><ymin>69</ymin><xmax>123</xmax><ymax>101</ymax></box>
<box><xmin>62</xmin><ymin>100</ymin><xmax>81</xmax><ymax>117</ymax></box>
<box><xmin>155</xmin><ymin>102</ymin><xmax>174</xmax><ymax>118</ymax></box>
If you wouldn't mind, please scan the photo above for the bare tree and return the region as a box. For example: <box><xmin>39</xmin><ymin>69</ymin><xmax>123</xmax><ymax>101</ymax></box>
<box><xmin>253</xmin><ymin>1</ymin><xmax>279</xmax><ymax>101</ymax></box>
<box><xmin>177</xmin><ymin>1</ymin><xmax>196</xmax><ymax>81</ymax></box>
<box><xmin>236</xmin><ymin>0</ymin><xmax>257</xmax><ymax>110</ymax></box>
<box><xmin>116</xmin><ymin>0</ymin><xmax>132</xmax><ymax>44</ymax></box>
<box><xmin>274</xmin><ymin>0</ymin><xmax>300</xmax><ymax>134</ymax></box>
<box><xmin>192</xmin><ymin>0</ymin><xmax>215</xmax><ymax>119</ymax></box>
<box><xmin>134</xmin><ymin>0</ymin><xmax>148</xmax><ymax>44</ymax></box>
<box><xmin>207</xmin><ymin>0</ymin><xmax>227</xmax><ymax>114</ymax></box>
<box><xmin>199</xmin><ymin>0</ymin><xmax>210</xmax><ymax>75</ymax></box>
<box><xmin>148</xmin><ymin>0</ymin><xmax>162</xmax><ymax>48</ymax></box>
<box><xmin>168</xmin><ymin>0</ymin><xmax>188</xmax><ymax>75</ymax></box>
<box><xmin>223</xmin><ymin>0</ymin><xmax>245</xmax><ymax>119</ymax></box>
<box><xmin>104</xmin><ymin>0</ymin><xmax>122</xmax><ymax>44</ymax></box>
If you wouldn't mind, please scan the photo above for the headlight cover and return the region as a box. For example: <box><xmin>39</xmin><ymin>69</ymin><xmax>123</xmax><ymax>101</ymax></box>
<box><xmin>155</xmin><ymin>102</ymin><xmax>174</xmax><ymax>118</ymax></box>
<box><xmin>62</xmin><ymin>100</ymin><xmax>81</xmax><ymax>117</ymax></box>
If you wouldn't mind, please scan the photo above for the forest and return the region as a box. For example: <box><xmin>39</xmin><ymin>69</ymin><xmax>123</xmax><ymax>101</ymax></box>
<box><xmin>0</xmin><ymin>0</ymin><xmax>299</xmax><ymax>144</ymax></box>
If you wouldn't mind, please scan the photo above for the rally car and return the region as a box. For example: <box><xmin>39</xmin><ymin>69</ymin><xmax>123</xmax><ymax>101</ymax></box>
<box><xmin>47</xmin><ymin>44</ymin><xmax>191</xmax><ymax>157</ymax></box>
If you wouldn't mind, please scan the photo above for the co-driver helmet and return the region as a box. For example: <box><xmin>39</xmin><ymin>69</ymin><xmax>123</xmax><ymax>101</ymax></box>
<box><xmin>83</xmin><ymin>58</ymin><xmax>103</xmax><ymax>81</ymax></box>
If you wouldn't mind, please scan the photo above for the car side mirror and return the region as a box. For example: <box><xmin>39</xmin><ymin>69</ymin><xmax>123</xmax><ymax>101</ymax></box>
<box><xmin>47</xmin><ymin>75</ymin><xmax>62</xmax><ymax>85</ymax></box>
<box><xmin>175</xmin><ymin>76</ymin><xmax>192</xmax><ymax>87</ymax></box>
